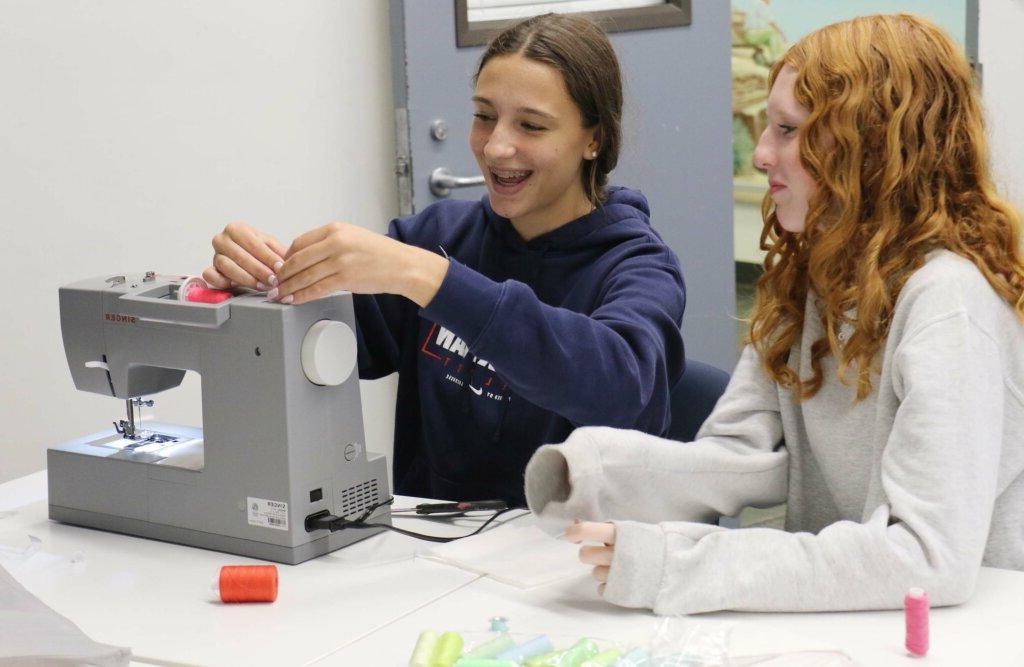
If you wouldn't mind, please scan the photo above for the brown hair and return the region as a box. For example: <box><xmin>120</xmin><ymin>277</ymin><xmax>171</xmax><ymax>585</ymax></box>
<box><xmin>475</xmin><ymin>13</ymin><xmax>622</xmax><ymax>206</ymax></box>
<box><xmin>748</xmin><ymin>13</ymin><xmax>1024</xmax><ymax>400</ymax></box>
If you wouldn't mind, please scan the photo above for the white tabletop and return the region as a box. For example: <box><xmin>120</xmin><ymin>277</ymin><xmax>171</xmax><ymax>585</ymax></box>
<box><xmin>330</xmin><ymin>564</ymin><xmax>1024</xmax><ymax>666</ymax></box>
<box><xmin>4</xmin><ymin>471</ymin><xmax>1024</xmax><ymax>666</ymax></box>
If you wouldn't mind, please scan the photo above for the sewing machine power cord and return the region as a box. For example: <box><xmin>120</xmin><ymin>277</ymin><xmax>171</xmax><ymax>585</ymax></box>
<box><xmin>304</xmin><ymin>496</ymin><xmax>516</xmax><ymax>543</ymax></box>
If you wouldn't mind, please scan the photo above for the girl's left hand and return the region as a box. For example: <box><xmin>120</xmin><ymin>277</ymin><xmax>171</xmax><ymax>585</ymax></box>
<box><xmin>272</xmin><ymin>222</ymin><xmax>448</xmax><ymax>306</ymax></box>
<box><xmin>563</xmin><ymin>521</ymin><xmax>616</xmax><ymax>595</ymax></box>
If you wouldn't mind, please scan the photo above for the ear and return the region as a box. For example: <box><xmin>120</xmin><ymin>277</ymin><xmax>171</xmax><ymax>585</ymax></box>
<box><xmin>583</xmin><ymin>126</ymin><xmax>602</xmax><ymax>161</ymax></box>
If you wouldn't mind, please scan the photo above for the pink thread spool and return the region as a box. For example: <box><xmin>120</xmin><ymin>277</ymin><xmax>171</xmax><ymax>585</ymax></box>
<box><xmin>904</xmin><ymin>587</ymin><xmax>929</xmax><ymax>657</ymax></box>
<box><xmin>179</xmin><ymin>276</ymin><xmax>232</xmax><ymax>304</ymax></box>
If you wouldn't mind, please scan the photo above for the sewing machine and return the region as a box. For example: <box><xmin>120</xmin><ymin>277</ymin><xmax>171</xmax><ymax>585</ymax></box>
<box><xmin>48</xmin><ymin>272</ymin><xmax>390</xmax><ymax>564</ymax></box>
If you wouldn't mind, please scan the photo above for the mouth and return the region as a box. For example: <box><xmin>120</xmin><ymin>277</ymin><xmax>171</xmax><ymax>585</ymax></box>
<box><xmin>768</xmin><ymin>180</ymin><xmax>787</xmax><ymax>196</ymax></box>
<box><xmin>488</xmin><ymin>168</ymin><xmax>533</xmax><ymax>195</ymax></box>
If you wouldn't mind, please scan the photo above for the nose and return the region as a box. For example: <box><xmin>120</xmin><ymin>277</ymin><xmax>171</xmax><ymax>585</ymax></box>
<box><xmin>752</xmin><ymin>128</ymin><xmax>773</xmax><ymax>173</ymax></box>
<box><xmin>483</xmin><ymin>122</ymin><xmax>516</xmax><ymax>161</ymax></box>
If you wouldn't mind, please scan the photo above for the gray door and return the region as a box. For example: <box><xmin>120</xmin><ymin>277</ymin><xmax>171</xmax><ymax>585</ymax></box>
<box><xmin>389</xmin><ymin>0</ymin><xmax>737</xmax><ymax>371</ymax></box>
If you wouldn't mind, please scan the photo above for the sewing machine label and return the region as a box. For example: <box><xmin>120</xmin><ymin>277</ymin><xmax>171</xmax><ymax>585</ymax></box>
<box><xmin>247</xmin><ymin>497</ymin><xmax>289</xmax><ymax>531</ymax></box>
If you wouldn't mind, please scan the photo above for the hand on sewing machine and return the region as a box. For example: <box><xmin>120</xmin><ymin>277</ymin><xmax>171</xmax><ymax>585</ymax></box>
<box><xmin>205</xmin><ymin>222</ymin><xmax>287</xmax><ymax>291</ymax></box>
<box><xmin>271</xmin><ymin>222</ymin><xmax>450</xmax><ymax>307</ymax></box>
<box><xmin>563</xmin><ymin>520</ymin><xmax>616</xmax><ymax>596</ymax></box>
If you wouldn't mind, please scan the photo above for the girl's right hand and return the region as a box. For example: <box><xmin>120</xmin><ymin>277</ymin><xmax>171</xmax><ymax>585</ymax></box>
<box><xmin>204</xmin><ymin>222</ymin><xmax>288</xmax><ymax>291</ymax></box>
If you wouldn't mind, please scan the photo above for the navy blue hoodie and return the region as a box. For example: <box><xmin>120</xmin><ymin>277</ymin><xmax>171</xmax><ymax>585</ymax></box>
<box><xmin>354</xmin><ymin>187</ymin><xmax>685</xmax><ymax>505</ymax></box>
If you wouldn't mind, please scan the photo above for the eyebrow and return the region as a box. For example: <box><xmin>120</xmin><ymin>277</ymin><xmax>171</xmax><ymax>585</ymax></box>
<box><xmin>471</xmin><ymin>96</ymin><xmax>556</xmax><ymax>120</ymax></box>
<box><xmin>766</xmin><ymin>101</ymin><xmax>804</xmax><ymax>122</ymax></box>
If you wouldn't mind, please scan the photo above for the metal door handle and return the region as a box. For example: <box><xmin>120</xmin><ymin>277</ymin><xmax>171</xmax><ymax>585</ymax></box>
<box><xmin>429</xmin><ymin>167</ymin><xmax>485</xmax><ymax>197</ymax></box>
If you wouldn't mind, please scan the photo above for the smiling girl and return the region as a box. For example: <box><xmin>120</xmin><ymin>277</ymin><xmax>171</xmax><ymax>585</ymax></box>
<box><xmin>204</xmin><ymin>14</ymin><xmax>686</xmax><ymax>505</ymax></box>
<box><xmin>525</xmin><ymin>13</ymin><xmax>1024</xmax><ymax>612</ymax></box>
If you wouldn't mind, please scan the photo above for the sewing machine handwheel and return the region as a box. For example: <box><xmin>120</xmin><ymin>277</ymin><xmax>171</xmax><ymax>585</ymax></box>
<box><xmin>300</xmin><ymin>320</ymin><xmax>357</xmax><ymax>386</ymax></box>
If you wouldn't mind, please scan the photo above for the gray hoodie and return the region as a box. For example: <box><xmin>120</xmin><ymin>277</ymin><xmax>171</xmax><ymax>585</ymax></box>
<box><xmin>525</xmin><ymin>250</ymin><xmax>1024</xmax><ymax>614</ymax></box>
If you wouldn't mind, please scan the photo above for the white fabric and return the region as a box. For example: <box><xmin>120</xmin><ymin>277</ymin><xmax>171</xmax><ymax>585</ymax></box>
<box><xmin>0</xmin><ymin>562</ymin><xmax>130</xmax><ymax>666</ymax></box>
<box><xmin>420</xmin><ymin>524</ymin><xmax>588</xmax><ymax>588</ymax></box>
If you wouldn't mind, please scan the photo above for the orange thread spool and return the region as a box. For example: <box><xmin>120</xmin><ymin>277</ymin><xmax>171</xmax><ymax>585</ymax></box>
<box><xmin>218</xmin><ymin>565</ymin><xmax>278</xmax><ymax>603</ymax></box>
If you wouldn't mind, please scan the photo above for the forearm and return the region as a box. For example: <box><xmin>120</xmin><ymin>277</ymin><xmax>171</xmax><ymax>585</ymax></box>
<box><xmin>609</xmin><ymin>506</ymin><xmax>981</xmax><ymax>614</ymax></box>
<box><xmin>396</xmin><ymin>246</ymin><xmax>450</xmax><ymax>308</ymax></box>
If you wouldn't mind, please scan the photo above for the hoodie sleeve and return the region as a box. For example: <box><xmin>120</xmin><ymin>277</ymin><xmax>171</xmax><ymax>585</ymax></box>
<box><xmin>524</xmin><ymin>346</ymin><xmax>788</xmax><ymax>534</ymax></box>
<box><xmin>420</xmin><ymin>243</ymin><xmax>685</xmax><ymax>434</ymax></box>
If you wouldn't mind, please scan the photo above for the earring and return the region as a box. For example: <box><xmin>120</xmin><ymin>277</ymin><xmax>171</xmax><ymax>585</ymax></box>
<box><xmin>591</xmin><ymin>150</ymin><xmax>598</xmax><ymax>159</ymax></box>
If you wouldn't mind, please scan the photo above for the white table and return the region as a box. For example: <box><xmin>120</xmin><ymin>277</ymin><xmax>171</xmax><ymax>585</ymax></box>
<box><xmin>332</xmin><ymin>563</ymin><xmax>1024</xmax><ymax>666</ymax></box>
<box><xmin>4</xmin><ymin>471</ymin><xmax>1024</xmax><ymax>666</ymax></box>
<box><xmin>0</xmin><ymin>471</ymin><xmax>488</xmax><ymax>666</ymax></box>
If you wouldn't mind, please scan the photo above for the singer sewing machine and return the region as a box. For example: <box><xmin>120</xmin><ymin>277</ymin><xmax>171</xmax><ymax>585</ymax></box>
<box><xmin>48</xmin><ymin>272</ymin><xmax>390</xmax><ymax>564</ymax></box>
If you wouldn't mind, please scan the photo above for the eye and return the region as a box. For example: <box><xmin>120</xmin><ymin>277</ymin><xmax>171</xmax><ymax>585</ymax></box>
<box><xmin>521</xmin><ymin>122</ymin><xmax>547</xmax><ymax>132</ymax></box>
<box><xmin>473</xmin><ymin>112</ymin><xmax>495</xmax><ymax>123</ymax></box>
<box><xmin>779</xmin><ymin>124</ymin><xmax>797</xmax><ymax>136</ymax></box>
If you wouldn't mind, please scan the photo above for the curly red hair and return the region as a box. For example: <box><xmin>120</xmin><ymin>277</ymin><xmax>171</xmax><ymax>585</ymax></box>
<box><xmin>748</xmin><ymin>13</ymin><xmax>1024</xmax><ymax>399</ymax></box>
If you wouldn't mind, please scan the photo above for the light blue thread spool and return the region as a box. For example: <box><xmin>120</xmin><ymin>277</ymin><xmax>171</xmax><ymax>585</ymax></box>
<box><xmin>523</xmin><ymin>649</ymin><xmax>565</xmax><ymax>667</ymax></box>
<box><xmin>617</xmin><ymin>647</ymin><xmax>651</xmax><ymax>666</ymax></box>
<box><xmin>495</xmin><ymin>635</ymin><xmax>553</xmax><ymax>662</ymax></box>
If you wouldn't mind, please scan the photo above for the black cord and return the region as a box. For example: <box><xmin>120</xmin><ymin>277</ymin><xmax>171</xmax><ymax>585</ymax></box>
<box><xmin>307</xmin><ymin>496</ymin><xmax>517</xmax><ymax>543</ymax></box>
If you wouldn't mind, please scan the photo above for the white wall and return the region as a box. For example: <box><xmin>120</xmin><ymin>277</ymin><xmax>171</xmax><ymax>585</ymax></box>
<box><xmin>2</xmin><ymin>2</ymin><xmax>1022</xmax><ymax>485</ymax></box>
<box><xmin>980</xmin><ymin>0</ymin><xmax>1024</xmax><ymax>209</ymax></box>
<box><xmin>0</xmin><ymin>1</ymin><xmax>398</xmax><ymax>483</ymax></box>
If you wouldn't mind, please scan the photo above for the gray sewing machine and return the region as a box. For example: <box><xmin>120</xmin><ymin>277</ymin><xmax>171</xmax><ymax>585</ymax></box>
<box><xmin>49</xmin><ymin>272</ymin><xmax>390</xmax><ymax>564</ymax></box>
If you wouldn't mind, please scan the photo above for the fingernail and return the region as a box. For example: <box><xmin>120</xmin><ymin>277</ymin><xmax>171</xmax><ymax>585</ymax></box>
<box><xmin>280</xmin><ymin>295</ymin><xmax>293</xmax><ymax>305</ymax></box>
<box><xmin>230</xmin><ymin>280</ymin><xmax>238</xmax><ymax>287</ymax></box>
<box><xmin>273</xmin><ymin>260</ymin><xmax>284</xmax><ymax>271</ymax></box>
<box><xmin>268</xmin><ymin>274</ymin><xmax>278</xmax><ymax>286</ymax></box>
<box><xmin>256</xmin><ymin>282</ymin><xmax>267</xmax><ymax>291</ymax></box>
<box><xmin>267</xmin><ymin>288</ymin><xmax>278</xmax><ymax>300</ymax></box>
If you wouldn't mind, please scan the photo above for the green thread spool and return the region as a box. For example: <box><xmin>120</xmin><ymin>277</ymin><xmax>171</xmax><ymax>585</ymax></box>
<box><xmin>429</xmin><ymin>631</ymin><xmax>464</xmax><ymax>667</ymax></box>
<box><xmin>409</xmin><ymin>631</ymin><xmax>439</xmax><ymax>667</ymax></box>
<box><xmin>580</xmin><ymin>648</ymin><xmax>623</xmax><ymax>667</ymax></box>
<box><xmin>558</xmin><ymin>638</ymin><xmax>600</xmax><ymax>667</ymax></box>
<box><xmin>524</xmin><ymin>649</ymin><xmax>566</xmax><ymax>667</ymax></box>
<box><xmin>463</xmin><ymin>633</ymin><xmax>515</xmax><ymax>660</ymax></box>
